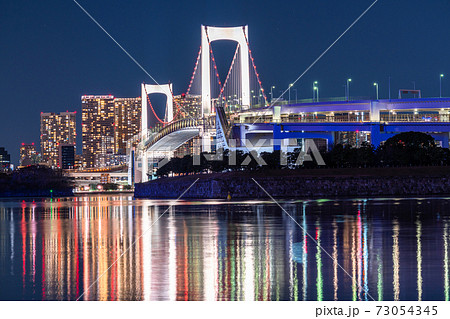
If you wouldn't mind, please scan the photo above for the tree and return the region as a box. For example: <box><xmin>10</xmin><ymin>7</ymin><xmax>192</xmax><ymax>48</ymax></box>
<box><xmin>377</xmin><ymin>132</ymin><xmax>439</xmax><ymax>166</ymax></box>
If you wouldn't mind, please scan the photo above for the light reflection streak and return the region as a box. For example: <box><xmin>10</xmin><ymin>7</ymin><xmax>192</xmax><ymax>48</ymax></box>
<box><xmin>265</xmin><ymin>229</ymin><xmax>271</xmax><ymax>301</ymax></box>
<box><xmin>416</xmin><ymin>217</ymin><xmax>422</xmax><ymax>301</ymax></box>
<box><xmin>332</xmin><ymin>219</ymin><xmax>338</xmax><ymax>300</ymax></box>
<box><xmin>287</xmin><ymin>217</ymin><xmax>294</xmax><ymax>301</ymax></box>
<box><xmin>30</xmin><ymin>206</ymin><xmax>36</xmax><ymax>286</ymax></box>
<box><xmin>302</xmin><ymin>203</ymin><xmax>308</xmax><ymax>301</ymax></box>
<box><xmin>351</xmin><ymin>218</ymin><xmax>357</xmax><ymax>301</ymax></box>
<box><xmin>142</xmin><ymin>204</ymin><xmax>152</xmax><ymax>300</ymax></box>
<box><xmin>204</xmin><ymin>214</ymin><xmax>219</xmax><ymax>301</ymax></box>
<box><xmin>288</xmin><ymin>219</ymin><xmax>298</xmax><ymax>301</ymax></box>
<box><xmin>82</xmin><ymin>201</ymin><xmax>90</xmax><ymax>301</ymax></box>
<box><xmin>21</xmin><ymin>206</ymin><xmax>26</xmax><ymax>291</ymax></box>
<box><xmin>363</xmin><ymin>214</ymin><xmax>368</xmax><ymax>301</ymax></box>
<box><xmin>357</xmin><ymin>210</ymin><xmax>362</xmax><ymax>300</ymax></box>
<box><xmin>168</xmin><ymin>208</ymin><xmax>176</xmax><ymax>301</ymax></box>
<box><xmin>377</xmin><ymin>253</ymin><xmax>383</xmax><ymax>301</ymax></box>
<box><xmin>444</xmin><ymin>221</ymin><xmax>449</xmax><ymax>301</ymax></box>
<box><xmin>74</xmin><ymin>204</ymin><xmax>80</xmax><ymax>299</ymax></box>
<box><xmin>8</xmin><ymin>196</ymin><xmax>450</xmax><ymax>301</ymax></box>
<box><xmin>243</xmin><ymin>232</ymin><xmax>254</xmax><ymax>301</ymax></box>
<box><xmin>393</xmin><ymin>219</ymin><xmax>400</xmax><ymax>301</ymax></box>
<box><xmin>315</xmin><ymin>221</ymin><xmax>323</xmax><ymax>301</ymax></box>
<box><xmin>10</xmin><ymin>210</ymin><xmax>14</xmax><ymax>276</ymax></box>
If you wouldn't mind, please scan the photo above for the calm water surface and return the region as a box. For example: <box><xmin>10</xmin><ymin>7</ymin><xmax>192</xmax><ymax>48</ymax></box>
<box><xmin>1</xmin><ymin>195</ymin><xmax>450</xmax><ymax>301</ymax></box>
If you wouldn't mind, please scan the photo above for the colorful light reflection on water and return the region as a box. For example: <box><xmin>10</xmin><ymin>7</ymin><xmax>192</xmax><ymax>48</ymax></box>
<box><xmin>0</xmin><ymin>195</ymin><xmax>450</xmax><ymax>301</ymax></box>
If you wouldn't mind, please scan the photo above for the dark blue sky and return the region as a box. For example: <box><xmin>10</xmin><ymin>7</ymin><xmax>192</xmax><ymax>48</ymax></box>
<box><xmin>1</xmin><ymin>0</ymin><xmax>450</xmax><ymax>164</ymax></box>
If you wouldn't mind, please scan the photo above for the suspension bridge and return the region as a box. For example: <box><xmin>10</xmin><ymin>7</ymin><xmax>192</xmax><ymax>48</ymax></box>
<box><xmin>130</xmin><ymin>25</ymin><xmax>450</xmax><ymax>184</ymax></box>
<box><xmin>131</xmin><ymin>25</ymin><xmax>268</xmax><ymax>183</ymax></box>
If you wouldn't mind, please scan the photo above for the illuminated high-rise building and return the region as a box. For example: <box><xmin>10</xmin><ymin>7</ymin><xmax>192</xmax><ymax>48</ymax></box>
<box><xmin>0</xmin><ymin>147</ymin><xmax>11</xmax><ymax>172</ymax></box>
<box><xmin>40</xmin><ymin>112</ymin><xmax>76</xmax><ymax>167</ymax></box>
<box><xmin>58</xmin><ymin>144</ymin><xmax>75</xmax><ymax>169</ymax></box>
<box><xmin>81</xmin><ymin>95</ymin><xmax>115</xmax><ymax>168</ymax></box>
<box><xmin>113</xmin><ymin>97</ymin><xmax>141</xmax><ymax>154</ymax></box>
<box><xmin>173</xmin><ymin>94</ymin><xmax>202</xmax><ymax>119</ymax></box>
<box><xmin>172</xmin><ymin>94</ymin><xmax>202</xmax><ymax>157</ymax></box>
<box><xmin>19</xmin><ymin>143</ymin><xmax>37</xmax><ymax>166</ymax></box>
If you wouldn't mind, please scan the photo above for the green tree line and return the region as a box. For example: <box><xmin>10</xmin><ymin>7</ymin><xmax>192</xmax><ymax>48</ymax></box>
<box><xmin>154</xmin><ymin>132</ymin><xmax>450</xmax><ymax>177</ymax></box>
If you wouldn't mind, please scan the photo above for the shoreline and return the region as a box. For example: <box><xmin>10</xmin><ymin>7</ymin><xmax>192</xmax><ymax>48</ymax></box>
<box><xmin>134</xmin><ymin>166</ymin><xmax>450</xmax><ymax>199</ymax></box>
<box><xmin>0</xmin><ymin>190</ymin><xmax>73</xmax><ymax>198</ymax></box>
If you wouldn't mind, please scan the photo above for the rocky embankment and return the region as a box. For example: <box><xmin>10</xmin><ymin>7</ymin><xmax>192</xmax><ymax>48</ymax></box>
<box><xmin>134</xmin><ymin>167</ymin><xmax>450</xmax><ymax>199</ymax></box>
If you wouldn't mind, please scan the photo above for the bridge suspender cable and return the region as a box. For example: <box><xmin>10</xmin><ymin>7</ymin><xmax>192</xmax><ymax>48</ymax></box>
<box><xmin>185</xmin><ymin>46</ymin><xmax>202</xmax><ymax>96</ymax></box>
<box><xmin>143</xmin><ymin>84</ymin><xmax>182</xmax><ymax>126</ymax></box>
<box><xmin>143</xmin><ymin>84</ymin><xmax>169</xmax><ymax>125</ymax></box>
<box><xmin>243</xmin><ymin>27</ymin><xmax>269</xmax><ymax>106</ymax></box>
<box><xmin>219</xmin><ymin>43</ymin><xmax>240</xmax><ymax>108</ymax></box>
<box><xmin>205</xmin><ymin>27</ymin><xmax>223</xmax><ymax>90</ymax></box>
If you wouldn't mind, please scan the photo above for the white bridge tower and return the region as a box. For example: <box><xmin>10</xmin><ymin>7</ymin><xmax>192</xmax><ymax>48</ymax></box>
<box><xmin>201</xmin><ymin>25</ymin><xmax>251</xmax><ymax>115</ymax></box>
<box><xmin>139</xmin><ymin>83</ymin><xmax>173</xmax><ymax>182</ymax></box>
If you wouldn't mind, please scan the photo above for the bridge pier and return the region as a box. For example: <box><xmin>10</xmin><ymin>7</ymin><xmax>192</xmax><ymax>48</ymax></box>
<box><xmin>272</xmin><ymin>124</ymin><xmax>335</xmax><ymax>151</ymax></box>
<box><xmin>370</xmin><ymin>124</ymin><xmax>395</xmax><ymax>148</ymax></box>
<box><xmin>141</xmin><ymin>152</ymin><xmax>148</xmax><ymax>182</ymax></box>
<box><xmin>430</xmin><ymin>133</ymin><xmax>449</xmax><ymax>148</ymax></box>
<box><xmin>273</xmin><ymin>124</ymin><xmax>282</xmax><ymax>151</ymax></box>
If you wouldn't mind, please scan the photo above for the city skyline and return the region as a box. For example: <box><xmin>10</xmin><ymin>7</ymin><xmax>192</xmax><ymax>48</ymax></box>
<box><xmin>2</xmin><ymin>0</ymin><xmax>450</xmax><ymax>164</ymax></box>
<box><xmin>3</xmin><ymin>0</ymin><xmax>450</xmax><ymax>307</ymax></box>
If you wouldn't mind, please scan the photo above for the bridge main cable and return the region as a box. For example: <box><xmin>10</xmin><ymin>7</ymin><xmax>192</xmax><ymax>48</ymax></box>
<box><xmin>143</xmin><ymin>84</ymin><xmax>181</xmax><ymax>125</ymax></box>
<box><xmin>205</xmin><ymin>27</ymin><xmax>224</xmax><ymax>92</ymax></box>
<box><xmin>219</xmin><ymin>43</ymin><xmax>240</xmax><ymax>105</ymax></box>
<box><xmin>243</xmin><ymin>26</ymin><xmax>268</xmax><ymax>106</ymax></box>
<box><xmin>185</xmin><ymin>45</ymin><xmax>202</xmax><ymax>96</ymax></box>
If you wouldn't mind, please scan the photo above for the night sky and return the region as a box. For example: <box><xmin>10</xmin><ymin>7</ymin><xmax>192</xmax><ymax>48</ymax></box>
<box><xmin>1</xmin><ymin>0</ymin><xmax>450</xmax><ymax>164</ymax></box>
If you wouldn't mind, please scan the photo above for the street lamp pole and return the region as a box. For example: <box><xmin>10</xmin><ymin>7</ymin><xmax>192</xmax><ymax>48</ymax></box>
<box><xmin>289</xmin><ymin>83</ymin><xmax>293</xmax><ymax>104</ymax></box>
<box><xmin>440</xmin><ymin>74</ymin><xmax>444</xmax><ymax>98</ymax></box>
<box><xmin>270</xmin><ymin>86</ymin><xmax>275</xmax><ymax>102</ymax></box>
<box><xmin>374</xmin><ymin>82</ymin><xmax>379</xmax><ymax>100</ymax></box>
<box><xmin>313</xmin><ymin>81</ymin><xmax>318</xmax><ymax>102</ymax></box>
<box><xmin>315</xmin><ymin>81</ymin><xmax>319</xmax><ymax>102</ymax></box>
<box><xmin>312</xmin><ymin>82</ymin><xmax>315</xmax><ymax>102</ymax></box>
<box><xmin>346</xmin><ymin>78</ymin><xmax>352</xmax><ymax>101</ymax></box>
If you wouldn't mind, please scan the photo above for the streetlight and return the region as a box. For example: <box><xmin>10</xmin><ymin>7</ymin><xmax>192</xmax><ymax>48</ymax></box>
<box><xmin>313</xmin><ymin>81</ymin><xmax>319</xmax><ymax>102</ymax></box>
<box><xmin>440</xmin><ymin>74</ymin><xmax>444</xmax><ymax>98</ymax></box>
<box><xmin>289</xmin><ymin>83</ymin><xmax>293</xmax><ymax>104</ymax></box>
<box><xmin>270</xmin><ymin>86</ymin><xmax>275</xmax><ymax>102</ymax></box>
<box><xmin>373</xmin><ymin>82</ymin><xmax>379</xmax><ymax>100</ymax></box>
<box><xmin>346</xmin><ymin>78</ymin><xmax>352</xmax><ymax>101</ymax></box>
